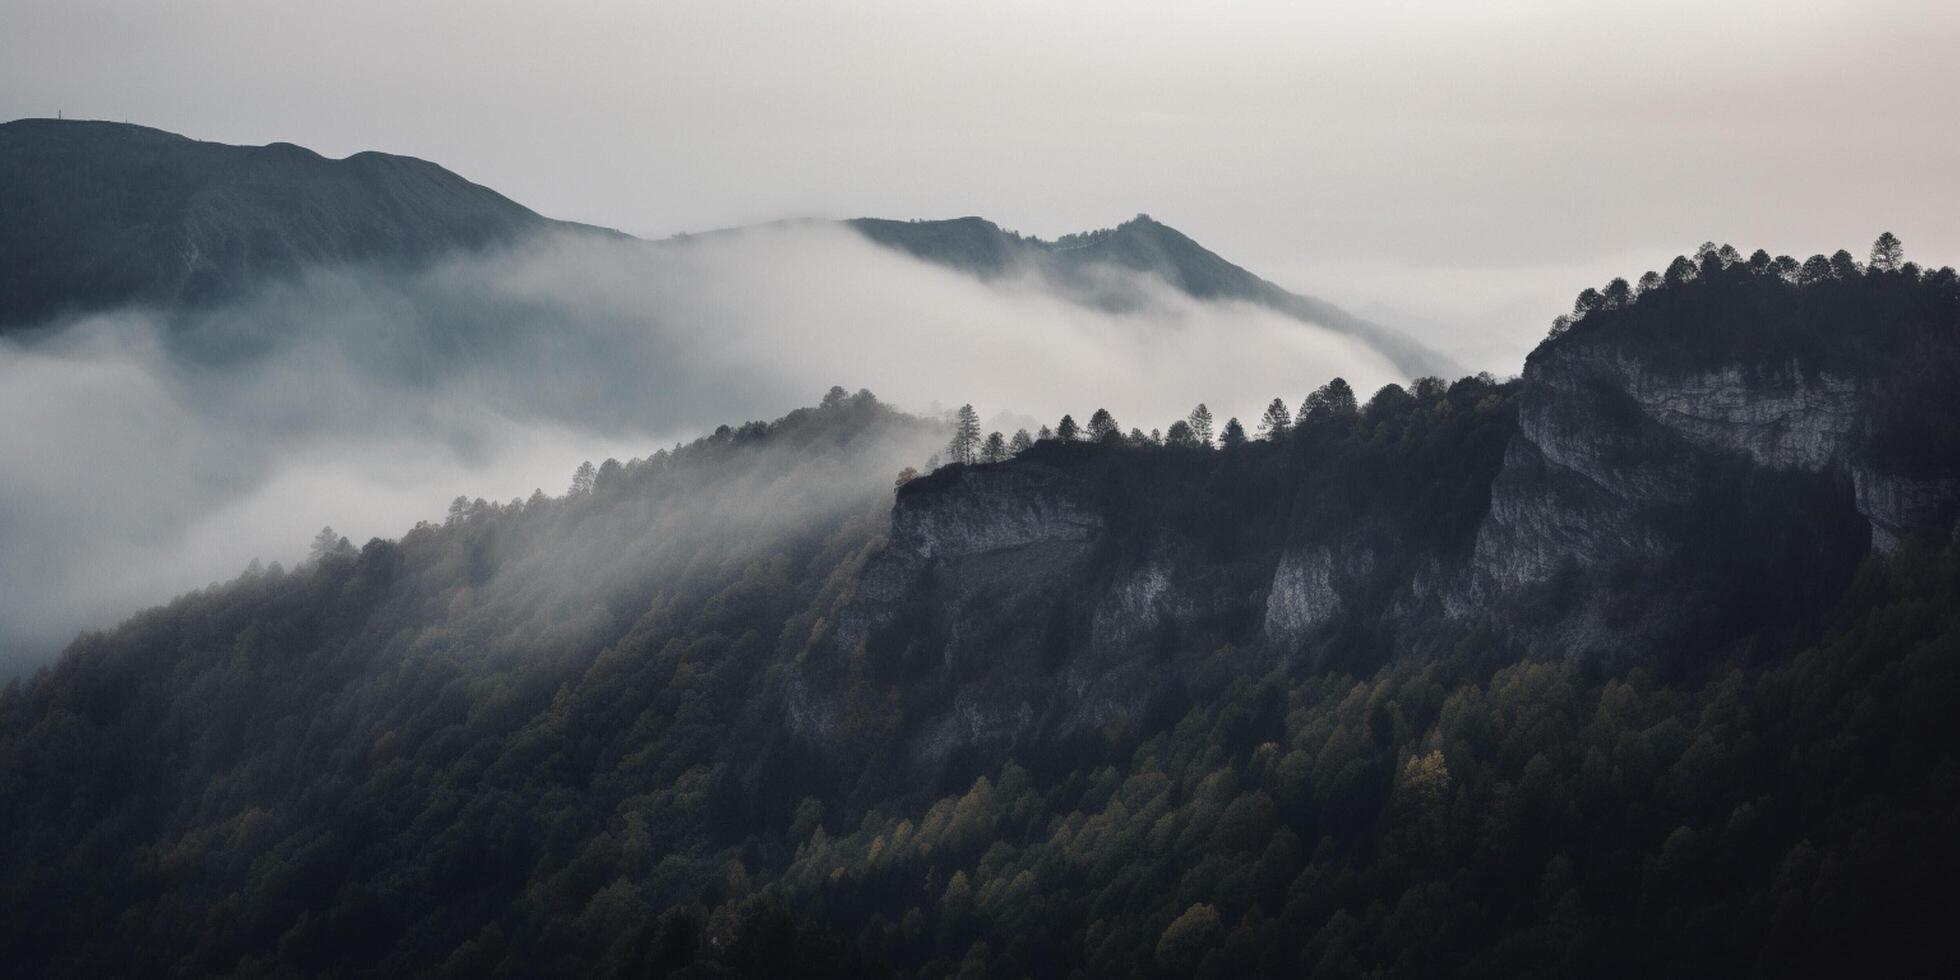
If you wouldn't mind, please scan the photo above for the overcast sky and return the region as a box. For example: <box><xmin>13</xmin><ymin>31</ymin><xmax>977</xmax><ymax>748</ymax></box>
<box><xmin>4</xmin><ymin>0</ymin><xmax>1957</xmax><ymax>370</ymax></box>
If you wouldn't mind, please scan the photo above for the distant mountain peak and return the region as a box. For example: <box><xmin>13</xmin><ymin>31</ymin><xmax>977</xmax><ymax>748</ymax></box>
<box><xmin>848</xmin><ymin>212</ymin><xmax>1460</xmax><ymax>379</ymax></box>
<box><xmin>0</xmin><ymin>118</ymin><xmax>612</xmax><ymax>329</ymax></box>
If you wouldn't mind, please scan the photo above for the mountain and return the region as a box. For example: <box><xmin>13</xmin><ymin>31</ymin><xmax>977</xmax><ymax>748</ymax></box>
<box><xmin>850</xmin><ymin>214</ymin><xmax>1459</xmax><ymax>379</ymax></box>
<box><xmin>0</xmin><ymin>119</ymin><xmax>612</xmax><ymax>329</ymax></box>
<box><xmin>1</xmin><ymin>120</ymin><xmax>1452</xmax><ymax>381</ymax></box>
<box><xmin>799</xmin><ymin>255</ymin><xmax>1960</xmax><ymax>766</ymax></box>
<box><xmin>2</xmin><ymin>244</ymin><xmax>1957</xmax><ymax>977</ymax></box>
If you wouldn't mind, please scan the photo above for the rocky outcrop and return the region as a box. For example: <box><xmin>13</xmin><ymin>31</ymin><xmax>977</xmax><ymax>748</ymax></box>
<box><xmin>1456</xmin><ymin>323</ymin><xmax>1960</xmax><ymax>660</ymax></box>
<box><xmin>796</xmin><ymin>317</ymin><xmax>1958</xmax><ymax>762</ymax></box>
<box><xmin>1263</xmin><ymin>547</ymin><xmax>1342</xmax><ymax>641</ymax></box>
<box><xmin>789</xmin><ymin>439</ymin><xmax>1461</xmax><ymax>763</ymax></box>
<box><xmin>1855</xmin><ymin>467</ymin><xmax>1960</xmax><ymax>553</ymax></box>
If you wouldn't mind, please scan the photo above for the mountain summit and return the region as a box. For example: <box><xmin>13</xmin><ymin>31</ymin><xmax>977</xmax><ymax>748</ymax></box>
<box><xmin>849</xmin><ymin>214</ymin><xmax>1458</xmax><ymax>378</ymax></box>
<box><xmin>0</xmin><ymin>118</ymin><xmax>609</xmax><ymax>328</ymax></box>
<box><xmin>1</xmin><ymin>120</ymin><xmax>1454</xmax><ymax>377</ymax></box>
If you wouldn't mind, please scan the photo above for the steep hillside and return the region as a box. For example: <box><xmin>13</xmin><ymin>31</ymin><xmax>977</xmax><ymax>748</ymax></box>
<box><xmin>2</xmin><ymin>245</ymin><xmax>1957</xmax><ymax>978</ymax></box>
<box><xmin>796</xmin><ymin>250</ymin><xmax>1960</xmax><ymax>765</ymax></box>
<box><xmin>850</xmin><ymin>215</ymin><xmax>1457</xmax><ymax>379</ymax></box>
<box><xmin>0</xmin><ymin>120</ymin><xmax>1448</xmax><ymax>383</ymax></box>
<box><xmin>0</xmin><ymin>390</ymin><xmax>939</xmax><ymax>978</ymax></box>
<box><xmin>0</xmin><ymin>119</ymin><xmax>611</xmax><ymax>328</ymax></box>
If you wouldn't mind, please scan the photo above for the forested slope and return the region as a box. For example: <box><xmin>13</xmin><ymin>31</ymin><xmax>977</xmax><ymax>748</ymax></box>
<box><xmin>3</xmin><ymin>242</ymin><xmax>1959</xmax><ymax>978</ymax></box>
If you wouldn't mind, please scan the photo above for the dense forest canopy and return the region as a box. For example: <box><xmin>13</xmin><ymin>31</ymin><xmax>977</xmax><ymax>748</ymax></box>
<box><xmin>2</xmin><ymin>240</ymin><xmax>1959</xmax><ymax>978</ymax></box>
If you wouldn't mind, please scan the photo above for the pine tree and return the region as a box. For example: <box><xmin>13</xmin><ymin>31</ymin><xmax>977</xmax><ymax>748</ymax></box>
<box><xmin>1258</xmin><ymin>398</ymin><xmax>1291</xmax><ymax>439</ymax></box>
<box><xmin>1087</xmin><ymin>408</ymin><xmax>1120</xmax><ymax>443</ymax></box>
<box><xmin>1165</xmin><ymin>420</ymin><xmax>1198</xmax><ymax>448</ymax></box>
<box><xmin>1056</xmin><ymin>414</ymin><xmax>1080</xmax><ymax>441</ymax></box>
<box><xmin>1009</xmin><ymin>429</ymin><xmax>1034</xmax><ymax>455</ymax></box>
<box><xmin>1830</xmin><ymin>249</ymin><xmax>1862</xmax><ymax>279</ymax></box>
<box><xmin>1301</xmin><ymin>378</ymin><xmax>1359</xmax><ymax>421</ymax></box>
<box><xmin>1798</xmin><ymin>254</ymin><xmax>1834</xmax><ymax>284</ymax></box>
<box><xmin>946</xmin><ymin>404</ymin><xmax>982</xmax><ymax>465</ymax></box>
<box><xmin>308</xmin><ymin>526</ymin><xmax>351</xmax><ymax>563</ymax></box>
<box><xmin>1220</xmin><ymin>417</ymin><xmax>1247</xmax><ymax>447</ymax></box>
<box><xmin>569</xmin><ymin>461</ymin><xmax>597</xmax><ymax>495</ymax></box>
<box><xmin>1664</xmin><ymin>254</ymin><xmax>1698</xmax><ymax>285</ymax></box>
<box><xmin>1870</xmin><ymin>232</ymin><xmax>1904</xmax><ymax>272</ymax></box>
<box><xmin>982</xmin><ymin>431</ymin><xmax>1007</xmax><ymax>463</ymax></box>
<box><xmin>1187</xmin><ymin>404</ymin><xmax>1214</xmax><ymax>447</ymax></box>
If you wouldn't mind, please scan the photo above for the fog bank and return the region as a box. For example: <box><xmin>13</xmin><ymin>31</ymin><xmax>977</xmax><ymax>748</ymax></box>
<box><xmin>0</xmin><ymin>224</ymin><xmax>1398</xmax><ymax>673</ymax></box>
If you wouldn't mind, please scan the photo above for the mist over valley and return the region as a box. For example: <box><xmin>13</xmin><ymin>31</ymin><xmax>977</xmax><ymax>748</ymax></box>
<box><xmin>3</xmin><ymin>4</ymin><xmax>1959</xmax><ymax>974</ymax></box>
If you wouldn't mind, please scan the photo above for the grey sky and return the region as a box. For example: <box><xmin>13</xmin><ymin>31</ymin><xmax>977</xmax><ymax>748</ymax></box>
<box><xmin>4</xmin><ymin>0</ymin><xmax>1957</xmax><ymax>370</ymax></box>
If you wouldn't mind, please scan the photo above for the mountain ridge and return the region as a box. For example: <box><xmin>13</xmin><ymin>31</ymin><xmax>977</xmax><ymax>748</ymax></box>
<box><xmin>0</xmin><ymin>118</ymin><xmax>617</xmax><ymax>328</ymax></box>
<box><xmin>848</xmin><ymin>214</ymin><xmax>1458</xmax><ymax>378</ymax></box>
<box><xmin>0</xmin><ymin>119</ymin><xmax>1455</xmax><ymax>380</ymax></box>
<box><xmin>2</xmin><ymin>247</ymin><xmax>1958</xmax><ymax>975</ymax></box>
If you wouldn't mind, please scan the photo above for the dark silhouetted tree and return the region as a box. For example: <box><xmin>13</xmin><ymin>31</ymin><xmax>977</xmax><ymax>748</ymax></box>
<box><xmin>1302</xmin><ymin>378</ymin><xmax>1358</xmax><ymax>421</ymax></box>
<box><xmin>1665</xmin><ymin>254</ymin><xmax>1698</xmax><ymax>285</ymax></box>
<box><xmin>1365</xmin><ymin>383</ymin><xmax>1414</xmax><ymax>420</ymax></box>
<box><xmin>1798</xmin><ymin>254</ymin><xmax>1834</xmax><ymax>284</ymax></box>
<box><xmin>1009</xmin><ymin>429</ymin><xmax>1034</xmax><ymax>455</ymax></box>
<box><xmin>1187</xmin><ymin>404</ymin><xmax>1215</xmax><ymax>447</ymax></box>
<box><xmin>1165</xmin><ymin>420</ymin><xmax>1199</xmax><ymax>448</ymax></box>
<box><xmin>1257</xmin><ymin>398</ymin><xmax>1291</xmax><ymax>439</ymax></box>
<box><xmin>570</xmin><ymin>461</ymin><xmax>597</xmax><ymax>495</ymax></box>
<box><xmin>821</xmin><ymin>385</ymin><xmax>849</xmax><ymax>409</ymax></box>
<box><xmin>1087</xmin><ymin>409</ymin><xmax>1120</xmax><ymax>443</ymax></box>
<box><xmin>982</xmin><ymin>431</ymin><xmax>1007</xmax><ymax>463</ymax></box>
<box><xmin>946</xmin><ymin>404</ymin><xmax>982</xmax><ymax>464</ymax></box>
<box><xmin>1830</xmin><ymin>249</ymin><xmax>1862</xmax><ymax>279</ymax></box>
<box><xmin>1221</xmin><ymin>417</ymin><xmax>1247</xmax><ymax>447</ymax></box>
<box><xmin>1870</xmin><ymin>232</ymin><xmax>1904</xmax><ymax>272</ymax></box>
<box><xmin>1056</xmin><ymin>414</ymin><xmax>1080</xmax><ymax>441</ymax></box>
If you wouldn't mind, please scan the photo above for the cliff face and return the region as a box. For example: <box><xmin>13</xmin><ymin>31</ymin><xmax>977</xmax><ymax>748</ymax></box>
<box><xmin>796</xmin><ymin>301</ymin><xmax>1959</xmax><ymax>763</ymax></box>
<box><xmin>792</xmin><ymin>457</ymin><xmax>1232</xmax><ymax>757</ymax></box>
<box><xmin>1463</xmin><ymin>323</ymin><xmax>1959</xmax><ymax>658</ymax></box>
<box><xmin>788</xmin><ymin>386</ymin><xmax>1517</xmax><ymax>763</ymax></box>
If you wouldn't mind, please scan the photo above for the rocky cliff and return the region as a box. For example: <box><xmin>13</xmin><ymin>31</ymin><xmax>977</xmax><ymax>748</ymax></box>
<box><xmin>797</xmin><ymin>265</ymin><xmax>1960</xmax><ymax>763</ymax></box>
<box><xmin>789</xmin><ymin>379</ymin><xmax>1519</xmax><ymax>764</ymax></box>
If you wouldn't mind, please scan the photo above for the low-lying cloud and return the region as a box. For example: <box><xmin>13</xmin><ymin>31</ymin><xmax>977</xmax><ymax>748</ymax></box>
<box><xmin>0</xmin><ymin>222</ymin><xmax>1399</xmax><ymax>674</ymax></box>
